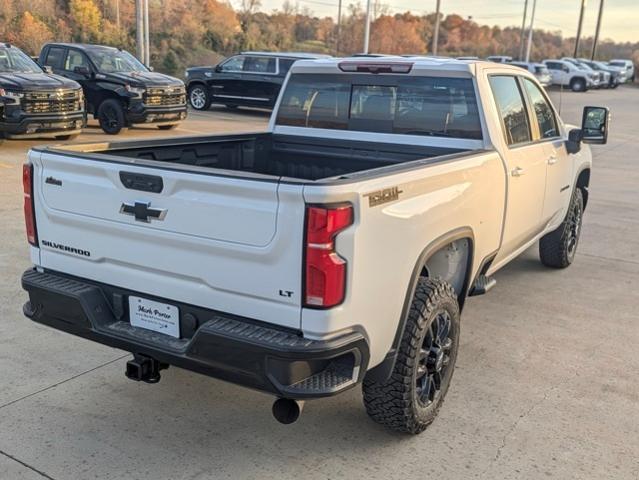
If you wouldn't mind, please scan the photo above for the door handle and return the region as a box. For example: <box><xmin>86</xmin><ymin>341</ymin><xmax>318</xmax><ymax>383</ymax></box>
<box><xmin>548</xmin><ymin>155</ymin><xmax>558</xmax><ymax>165</ymax></box>
<box><xmin>511</xmin><ymin>166</ymin><xmax>526</xmax><ymax>177</ymax></box>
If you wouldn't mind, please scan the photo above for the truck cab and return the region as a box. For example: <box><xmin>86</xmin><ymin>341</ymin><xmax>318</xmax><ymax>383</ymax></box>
<box><xmin>39</xmin><ymin>43</ymin><xmax>187</xmax><ymax>135</ymax></box>
<box><xmin>0</xmin><ymin>43</ymin><xmax>84</xmax><ymax>141</ymax></box>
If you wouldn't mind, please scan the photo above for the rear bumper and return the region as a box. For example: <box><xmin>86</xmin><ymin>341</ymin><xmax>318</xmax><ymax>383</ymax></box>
<box><xmin>22</xmin><ymin>269</ymin><xmax>368</xmax><ymax>399</ymax></box>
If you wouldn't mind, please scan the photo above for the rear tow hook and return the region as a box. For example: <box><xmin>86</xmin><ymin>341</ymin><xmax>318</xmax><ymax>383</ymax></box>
<box><xmin>125</xmin><ymin>354</ymin><xmax>169</xmax><ymax>384</ymax></box>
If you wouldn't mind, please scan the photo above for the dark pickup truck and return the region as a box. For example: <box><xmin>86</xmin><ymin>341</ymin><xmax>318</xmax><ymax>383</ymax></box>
<box><xmin>0</xmin><ymin>43</ymin><xmax>84</xmax><ymax>141</ymax></box>
<box><xmin>39</xmin><ymin>43</ymin><xmax>187</xmax><ymax>135</ymax></box>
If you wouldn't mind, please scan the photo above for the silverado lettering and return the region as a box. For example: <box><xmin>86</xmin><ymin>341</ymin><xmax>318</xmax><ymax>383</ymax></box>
<box><xmin>41</xmin><ymin>240</ymin><xmax>91</xmax><ymax>257</ymax></box>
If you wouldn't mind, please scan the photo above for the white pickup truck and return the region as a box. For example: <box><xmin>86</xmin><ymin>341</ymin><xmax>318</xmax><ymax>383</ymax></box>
<box><xmin>21</xmin><ymin>57</ymin><xmax>609</xmax><ymax>434</ymax></box>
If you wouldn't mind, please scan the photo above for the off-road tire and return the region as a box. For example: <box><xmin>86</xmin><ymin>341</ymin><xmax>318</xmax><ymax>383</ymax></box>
<box><xmin>570</xmin><ymin>78</ymin><xmax>587</xmax><ymax>92</ymax></box>
<box><xmin>362</xmin><ymin>278</ymin><xmax>460</xmax><ymax>434</ymax></box>
<box><xmin>98</xmin><ymin>99</ymin><xmax>127</xmax><ymax>135</ymax></box>
<box><xmin>539</xmin><ymin>188</ymin><xmax>584</xmax><ymax>268</ymax></box>
<box><xmin>188</xmin><ymin>84</ymin><xmax>211</xmax><ymax>110</ymax></box>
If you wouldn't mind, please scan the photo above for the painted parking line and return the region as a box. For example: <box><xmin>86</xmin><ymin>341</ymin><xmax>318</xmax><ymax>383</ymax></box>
<box><xmin>0</xmin><ymin>162</ymin><xmax>12</xmax><ymax>169</ymax></box>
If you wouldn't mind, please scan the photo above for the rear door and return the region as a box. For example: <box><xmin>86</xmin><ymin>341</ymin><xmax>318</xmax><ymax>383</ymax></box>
<box><xmin>242</xmin><ymin>56</ymin><xmax>280</xmax><ymax>107</ymax></box>
<box><xmin>488</xmin><ymin>74</ymin><xmax>547</xmax><ymax>263</ymax></box>
<box><xmin>31</xmin><ymin>151</ymin><xmax>306</xmax><ymax>329</ymax></box>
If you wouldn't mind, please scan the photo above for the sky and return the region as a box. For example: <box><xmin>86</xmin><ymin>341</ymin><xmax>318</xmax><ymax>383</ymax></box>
<box><xmin>253</xmin><ymin>0</ymin><xmax>639</xmax><ymax>43</ymax></box>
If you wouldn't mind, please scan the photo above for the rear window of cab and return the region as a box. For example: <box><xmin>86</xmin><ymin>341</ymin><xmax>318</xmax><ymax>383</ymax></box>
<box><xmin>275</xmin><ymin>74</ymin><xmax>483</xmax><ymax>140</ymax></box>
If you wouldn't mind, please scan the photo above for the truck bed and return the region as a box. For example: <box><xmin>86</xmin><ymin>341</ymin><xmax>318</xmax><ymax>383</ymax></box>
<box><xmin>46</xmin><ymin>133</ymin><xmax>468</xmax><ymax>181</ymax></box>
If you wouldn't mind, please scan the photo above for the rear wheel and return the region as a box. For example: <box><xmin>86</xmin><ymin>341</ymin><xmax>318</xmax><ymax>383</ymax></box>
<box><xmin>98</xmin><ymin>99</ymin><xmax>127</xmax><ymax>135</ymax></box>
<box><xmin>539</xmin><ymin>188</ymin><xmax>584</xmax><ymax>268</ymax></box>
<box><xmin>362</xmin><ymin>278</ymin><xmax>460</xmax><ymax>434</ymax></box>
<box><xmin>188</xmin><ymin>84</ymin><xmax>211</xmax><ymax>110</ymax></box>
<box><xmin>570</xmin><ymin>78</ymin><xmax>587</xmax><ymax>92</ymax></box>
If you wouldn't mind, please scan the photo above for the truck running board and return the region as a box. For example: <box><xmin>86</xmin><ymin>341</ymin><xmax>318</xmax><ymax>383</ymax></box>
<box><xmin>469</xmin><ymin>274</ymin><xmax>497</xmax><ymax>296</ymax></box>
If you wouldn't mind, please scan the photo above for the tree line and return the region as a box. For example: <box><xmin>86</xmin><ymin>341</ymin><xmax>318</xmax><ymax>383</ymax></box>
<box><xmin>1</xmin><ymin>0</ymin><xmax>637</xmax><ymax>77</ymax></box>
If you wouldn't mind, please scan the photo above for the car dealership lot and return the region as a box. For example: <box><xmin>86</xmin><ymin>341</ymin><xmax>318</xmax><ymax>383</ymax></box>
<box><xmin>1</xmin><ymin>89</ymin><xmax>638</xmax><ymax>479</ymax></box>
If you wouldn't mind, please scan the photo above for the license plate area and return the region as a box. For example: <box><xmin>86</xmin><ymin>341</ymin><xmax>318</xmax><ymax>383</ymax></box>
<box><xmin>129</xmin><ymin>296</ymin><xmax>180</xmax><ymax>338</ymax></box>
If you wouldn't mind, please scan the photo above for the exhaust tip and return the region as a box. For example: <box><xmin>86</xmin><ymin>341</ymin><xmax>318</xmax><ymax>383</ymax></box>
<box><xmin>272</xmin><ymin>398</ymin><xmax>304</xmax><ymax>424</ymax></box>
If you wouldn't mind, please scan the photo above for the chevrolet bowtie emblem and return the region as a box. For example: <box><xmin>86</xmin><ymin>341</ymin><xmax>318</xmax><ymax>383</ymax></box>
<box><xmin>120</xmin><ymin>201</ymin><xmax>167</xmax><ymax>222</ymax></box>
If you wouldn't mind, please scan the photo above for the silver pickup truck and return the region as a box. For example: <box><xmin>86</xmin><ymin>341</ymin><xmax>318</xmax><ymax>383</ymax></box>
<box><xmin>21</xmin><ymin>57</ymin><xmax>609</xmax><ymax>434</ymax></box>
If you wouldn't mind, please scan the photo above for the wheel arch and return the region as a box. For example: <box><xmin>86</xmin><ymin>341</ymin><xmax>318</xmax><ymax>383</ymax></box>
<box><xmin>576</xmin><ymin>167</ymin><xmax>590</xmax><ymax>210</ymax></box>
<box><xmin>365</xmin><ymin>227</ymin><xmax>475</xmax><ymax>383</ymax></box>
<box><xmin>93</xmin><ymin>89</ymin><xmax>127</xmax><ymax>119</ymax></box>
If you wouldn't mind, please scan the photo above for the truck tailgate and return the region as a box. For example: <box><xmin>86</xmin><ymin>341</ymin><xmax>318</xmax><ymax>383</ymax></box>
<box><xmin>30</xmin><ymin>150</ymin><xmax>306</xmax><ymax>329</ymax></box>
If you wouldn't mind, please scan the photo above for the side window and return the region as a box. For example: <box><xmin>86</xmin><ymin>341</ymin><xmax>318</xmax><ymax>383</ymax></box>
<box><xmin>523</xmin><ymin>78</ymin><xmax>559</xmax><ymax>139</ymax></box>
<box><xmin>44</xmin><ymin>47</ymin><xmax>65</xmax><ymax>69</ymax></box>
<box><xmin>244</xmin><ymin>56</ymin><xmax>276</xmax><ymax>74</ymax></box>
<box><xmin>219</xmin><ymin>56</ymin><xmax>244</xmax><ymax>72</ymax></box>
<box><xmin>279</xmin><ymin>59</ymin><xmax>295</xmax><ymax>75</ymax></box>
<box><xmin>488</xmin><ymin>75</ymin><xmax>532</xmax><ymax>146</ymax></box>
<box><xmin>65</xmin><ymin>50</ymin><xmax>90</xmax><ymax>72</ymax></box>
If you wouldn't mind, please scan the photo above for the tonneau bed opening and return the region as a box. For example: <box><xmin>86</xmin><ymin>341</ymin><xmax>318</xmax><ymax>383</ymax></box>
<box><xmin>44</xmin><ymin>133</ymin><xmax>469</xmax><ymax>181</ymax></box>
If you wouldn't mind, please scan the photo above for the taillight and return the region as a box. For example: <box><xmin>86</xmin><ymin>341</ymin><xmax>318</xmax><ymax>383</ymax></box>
<box><xmin>304</xmin><ymin>204</ymin><xmax>353</xmax><ymax>308</ymax></box>
<box><xmin>23</xmin><ymin>164</ymin><xmax>38</xmax><ymax>246</ymax></box>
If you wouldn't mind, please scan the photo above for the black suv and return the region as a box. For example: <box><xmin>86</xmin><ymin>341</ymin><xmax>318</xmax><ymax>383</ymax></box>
<box><xmin>1</xmin><ymin>43</ymin><xmax>84</xmax><ymax>141</ymax></box>
<box><xmin>185</xmin><ymin>52</ymin><xmax>330</xmax><ymax>111</ymax></box>
<box><xmin>39</xmin><ymin>43</ymin><xmax>187</xmax><ymax>135</ymax></box>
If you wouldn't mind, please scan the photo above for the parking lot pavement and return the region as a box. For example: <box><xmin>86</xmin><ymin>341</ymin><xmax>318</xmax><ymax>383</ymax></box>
<box><xmin>1</xmin><ymin>91</ymin><xmax>638</xmax><ymax>479</ymax></box>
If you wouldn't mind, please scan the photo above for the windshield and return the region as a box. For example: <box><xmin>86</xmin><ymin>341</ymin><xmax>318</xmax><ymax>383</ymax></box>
<box><xmin>534</xmin><ymin>66</ymin><xmax>550</xmax><ymax>74</ymax></box>
<box><xmin>276</xmin><ymin>74</ymin><xmax>482</xmax><ymax>139</ymax></box>
<box><xmin>86</xmin><ymin>49</ymin><xmax>147</xmax><ymax>74</ymax></box>
<box><xmin>609</xmin><ymin>61</ymin><xmax>626</xmax><ymax>68</ymax></box>
<box><xmin>0</xmin><ymin>47</ymin><xmax>42</xmax><ymax>74</ymax></box>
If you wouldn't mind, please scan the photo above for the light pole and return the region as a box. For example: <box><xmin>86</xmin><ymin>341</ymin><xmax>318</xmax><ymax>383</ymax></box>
<box><xmin>574</xmin><ymin>0</ymin><xmax>587</xmax><ymax>58</ymax></box>
<box><xmin>591</xmin><ymin>0</ymin><xmax>604</xmax><ymax>60</ymax></box>
<box><xmin>524</xmin><ymin>0</ymin><xmax>537</xmax><ymax>63</ymax></box>
<box><xmin>136</xmin><ymin>0</ymin><xmax>144</xmax><ymax>63</ymax></box>
<box><xmin>363</xmin><ymin>0</ymin><xmax>372</xmax><ymax>54</ymax></box>
<box><xmin>432</xmin><ymin>0</ymin><xmax>441</xmax><ymax>55</ymax></box>
<box><xmin>144</xmin><ymin>0</ymin><xmax>150</xmax><ymax>66</ymax></box>
<box><xmin>518</xmin><ymin>0</ymin><xmax>529</xmax><ymax>60</ymax></box>
<box><xmin>336</xmin><ymin>0</ymin><xmax>342</xmax><ymax>55</ymax></box>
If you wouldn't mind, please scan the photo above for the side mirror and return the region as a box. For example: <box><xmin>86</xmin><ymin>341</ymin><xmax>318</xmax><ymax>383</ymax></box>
<box><xmin>73</xmin><ymin>65</ymin><xmax>91</xmax><ymax>77</ymax></box>
<box><xmin>147</xmin><ymin>66</ymin><xmax>154</xmax><ymax>72</ymax></box>
<box><xmin>214</xmin><ymin>65</ymin><xmax>223</xmax><ymax>73</ymax></box>
<box><xmin>42</xmin><ymin>65</ymin><xmax>53</xmax><ymax>74</ymax></box>
<box><xmin>581</xmin><ymin>106</ymin><xmax>610</xmax><ymax>145</ymax></box>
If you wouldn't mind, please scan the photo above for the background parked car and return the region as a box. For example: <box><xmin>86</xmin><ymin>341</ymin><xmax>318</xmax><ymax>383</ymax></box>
<box><xmin>39</xmin><ymin>43</ymin><xmax>187</xmax><ymax>135</ymax></box>
<box><xmin>509</xmin><ymin>61</ymin><xmax>552</xmax><ymax>87</ymax></box>
<box><xmin>486</xmin><ymin>55</ymin><xmax>513</xmax><ymax>63</ymax></box>
<box><xmin>608</xmin><ymin>59</ymin><xmax>635</xmax><ymax>82</ymax></box>
<box><xmin>543</xmin><ymin>59</ymin><xmax>593</xmax><ymax>92</ymax></box>
<box><xmin>578</xmin><ymin>59</ymin><xmax>621</xmax><ymax>88</ymax></box>
<box><xmin>1</xmin><ymin>42</ymin><xmax>84</xmax><ymax>142</ymax></box>
<box><xmin>185</xmin><ymin>52</ymin><xmax>330</xmax><ymax>111</ymax></box>
<box><xmin>562</xmin><ymin>57</ymin><xmax>608</xmax><ymax>88</ymax></box>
